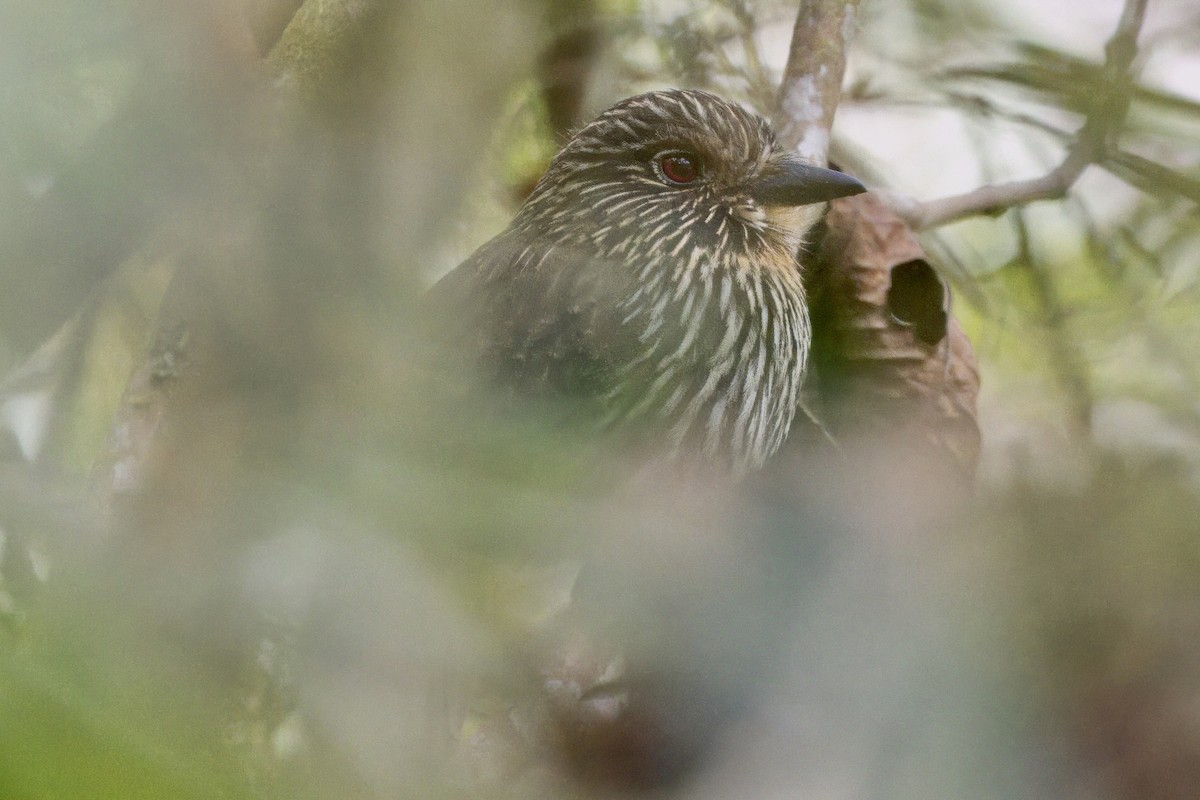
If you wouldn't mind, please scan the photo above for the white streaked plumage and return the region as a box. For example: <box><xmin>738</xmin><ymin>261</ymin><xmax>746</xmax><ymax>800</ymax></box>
<box><xmin>452</xmin><ymin>89</ymin><xmax>831</xmax><ymax>473</ymax></box>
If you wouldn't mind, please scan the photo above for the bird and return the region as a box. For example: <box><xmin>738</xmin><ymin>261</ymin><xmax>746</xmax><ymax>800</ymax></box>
<box><xmin>431</xmin><ymin>89</ymin><xmax>864</xmax><ymax>474</ymax></box>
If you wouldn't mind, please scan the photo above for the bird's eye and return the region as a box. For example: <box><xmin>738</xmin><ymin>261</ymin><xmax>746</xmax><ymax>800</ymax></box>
<box><xmin>656</xmin><ymin>151</ymin><xmax>701</xmax><ymax>185</ymax></box>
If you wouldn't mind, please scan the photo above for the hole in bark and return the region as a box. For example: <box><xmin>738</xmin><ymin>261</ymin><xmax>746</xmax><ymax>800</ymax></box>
<box><xmin>887</xmin><ymin>260</ymin><xmax>947</xmax><ymax>345</ymax></box>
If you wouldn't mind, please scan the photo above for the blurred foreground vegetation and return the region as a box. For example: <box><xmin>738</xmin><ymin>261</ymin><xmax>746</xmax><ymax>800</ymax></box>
<box><xmin>1</xmin><ymin>1</ymin><xmax>1199</xmax><ymax>798</ymax></box>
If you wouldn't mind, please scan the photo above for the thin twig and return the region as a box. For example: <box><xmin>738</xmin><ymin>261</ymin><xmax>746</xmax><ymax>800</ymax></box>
<box><xmin>1012</xmin><ymin>210</ymin><xmax>1095</xmax><ymax>438</ymax></box>
<box><xmin>884</xmin><ymin>0</ymin><xmax>1149</xmax><ymax>230</ymax></box>
<box><xmin>775</xmin><ymin>0</ymin><xmax>862</xmax><ymax>164</ymax></box>
<box><xmin>724</xmin><ymin>0</ymin><xmax>776</xmax><ymax>112</ymax></box>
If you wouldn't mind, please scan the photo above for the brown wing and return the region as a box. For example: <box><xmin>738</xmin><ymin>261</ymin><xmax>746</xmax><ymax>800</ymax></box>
<box><xmin>426</xmin><ymin>232</ymin><xmax>627</xmax><ymax>414</ymax></box>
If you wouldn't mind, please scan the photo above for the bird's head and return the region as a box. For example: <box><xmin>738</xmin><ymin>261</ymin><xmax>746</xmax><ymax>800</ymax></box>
<box><xmin>516</xmin><ymin>89</ymin><xmax>864</xmax><ymax>273</ymax></box>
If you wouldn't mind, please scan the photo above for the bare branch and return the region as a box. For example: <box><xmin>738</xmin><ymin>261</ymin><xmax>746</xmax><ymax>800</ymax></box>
<box><xmin>775</xmin><ymin>0</ymin><xmax>861</xmax><ymax>164</ymax></box>
<box><xmin>885</xmin><ymin>0</ymin><xmax>1149</xmax><ymax>230</ymax></box>
<box><xmin>880</xmin><ymin>148</ymin><xmax>1093</xmax><ymax>230</ymax></box>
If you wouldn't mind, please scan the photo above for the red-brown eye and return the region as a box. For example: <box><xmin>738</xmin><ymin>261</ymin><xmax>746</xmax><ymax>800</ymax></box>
<box><xmin>658</xmin><ymin>152</ymin><xmax>699</xmax><ymax>184</ymax></box>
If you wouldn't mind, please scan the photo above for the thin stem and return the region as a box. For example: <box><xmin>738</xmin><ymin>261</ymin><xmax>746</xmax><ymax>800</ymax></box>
<box><xmin>725</xmin><ymin>0</ymin><xmax>775</xmax><ymax>112</ymax></box>
<box><xmin>1012</xmin><ymin>211</ymin><xmax>1095</xmax><ymax>438</ymax></box>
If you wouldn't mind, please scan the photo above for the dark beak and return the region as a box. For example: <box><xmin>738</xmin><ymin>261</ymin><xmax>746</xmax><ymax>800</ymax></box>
<box><xmin>750</xmin><ymin>160</ymin><xmax>866</xmax><ymax>206</ymax></box>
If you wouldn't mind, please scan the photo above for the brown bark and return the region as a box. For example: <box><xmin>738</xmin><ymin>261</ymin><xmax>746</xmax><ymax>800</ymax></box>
<box><xmin>775</xmin><ymin>0</ymin><xmax>861</xmax><ymax>163</ymax></box>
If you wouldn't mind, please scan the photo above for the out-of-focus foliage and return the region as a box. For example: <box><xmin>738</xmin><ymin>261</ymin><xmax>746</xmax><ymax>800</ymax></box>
<box><xmin>0</xmin><ymin>1</ymin><xmax>1198</xmax><ymax>799</ymax></box>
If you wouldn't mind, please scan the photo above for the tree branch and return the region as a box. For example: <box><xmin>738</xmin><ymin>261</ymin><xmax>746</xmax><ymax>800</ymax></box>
<box><xmin>774</xmin><ymin>0</ymin><xmax>861</xmax><ymax>164</ymax></box>
<box><xmin>885</xmin><ymin>0</ymin><xmax>1149</xmax><ymax>230</ymax></box>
